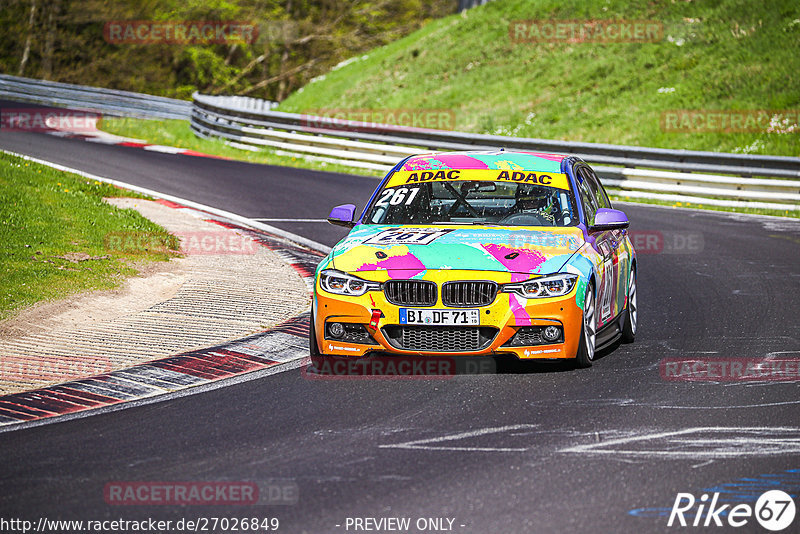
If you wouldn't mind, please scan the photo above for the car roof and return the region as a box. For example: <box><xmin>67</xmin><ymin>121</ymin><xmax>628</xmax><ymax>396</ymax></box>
<box><xmin>400</xmin><ymin>150</ymin><xmax>569</xmax><ymax>174</ymax></box>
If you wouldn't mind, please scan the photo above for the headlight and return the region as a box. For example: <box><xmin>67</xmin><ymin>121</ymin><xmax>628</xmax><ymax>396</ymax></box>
<box><xmin>319</xmin><ymin>269</ymin><xmax>380</xmax><ymax>296</ymax></box>
<box><xmin>502</xmin><ymin>273</ymin><xmax>578</xmax><ymax>298</ymax></box>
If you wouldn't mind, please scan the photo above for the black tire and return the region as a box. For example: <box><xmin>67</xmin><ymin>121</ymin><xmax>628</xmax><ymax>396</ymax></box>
<box><xmin>621</xmin><ymin>268</ymin><xmax>637</xmax><ymax>344</ymax></box>
<box><xmin>575</xmin><ymin>285</ymin><xmax>596</xmax><ymax>369</ymax></box>
<box><xmin>309</xmin><ymin>305</ymin><xmax>325</xmax><ymax>369</ymax></box>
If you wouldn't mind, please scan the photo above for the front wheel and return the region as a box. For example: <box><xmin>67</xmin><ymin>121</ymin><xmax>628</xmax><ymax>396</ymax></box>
<box><xmin>575</xmin><ymin>286</ymin><xmax>596</xmax><ymax>368</ymax></box>
<box><xmin>309</xmin><ymin>305</ymin><xmax>325</xmax><ymax>368</ymax></box>
<box><xmin>621</xmin><ymin>268</ymin><xmax>637</xmax><ymax>343</ymax></box>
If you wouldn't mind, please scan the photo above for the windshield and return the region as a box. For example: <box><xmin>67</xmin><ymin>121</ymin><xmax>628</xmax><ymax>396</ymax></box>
<box><xmin>364</xmin><ymin>177</ymin><xmax>579</xmax><ymax>227</ymax></box>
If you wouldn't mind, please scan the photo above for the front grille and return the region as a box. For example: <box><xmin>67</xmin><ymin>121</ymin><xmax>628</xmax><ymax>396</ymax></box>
<box><xmin>441</xmin><ymin>281</ymin><xmax>498</xmax><ymax>307</ymax></box>
<box><xmin>384</xmin><ymin>280</ymin><xmax>437</xmax><ymax>307</ymax></box>
<box><xmin>382</xmin><ymin>326</ymin><xmax>498</xmax><ymax>352</ymax></box>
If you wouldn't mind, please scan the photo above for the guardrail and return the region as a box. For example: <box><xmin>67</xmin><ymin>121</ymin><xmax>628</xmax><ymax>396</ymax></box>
<box><xmin>0</xmin><ymin>74</ymin><xmax>191</xmax><ymax>120</ymax></box>
<box><xmin>191</xmin><ymin>92</ymin><xmax>800</xmax><ymax>211</ymax></box>
<box><xmin>1</xmin><ymin>76</ymin><xmax>797</xmax><ymax>211</ymax></box>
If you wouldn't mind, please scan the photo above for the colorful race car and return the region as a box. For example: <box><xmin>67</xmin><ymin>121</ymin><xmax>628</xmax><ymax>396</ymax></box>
<box><xmin>311</xmin><ymin>150</ymin><xmax>637</xmax><ymax>368</ymax></box>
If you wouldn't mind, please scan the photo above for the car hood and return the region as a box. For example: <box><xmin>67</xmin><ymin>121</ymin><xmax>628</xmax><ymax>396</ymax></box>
<box><xmin>328</xmin><ymin>225</ymin><xmax>585</xmax><ymax>278</ymax></box>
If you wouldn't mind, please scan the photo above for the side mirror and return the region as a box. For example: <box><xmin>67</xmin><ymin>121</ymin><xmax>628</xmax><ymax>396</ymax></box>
<box><xmin>590</xmin><ymin>208</ymin><xmax>629</xmax><ymax>232</ymax></box>
<box><xmin>327</xmin><ymin>204</ymin><xmax>356</xmax><ymax>228</ymax></box>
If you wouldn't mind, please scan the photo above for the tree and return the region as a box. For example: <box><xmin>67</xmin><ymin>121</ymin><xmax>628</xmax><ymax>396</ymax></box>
<box><xmin>0</xmin><ymin>0</ymin><xmax>457</xmax><ymax>100</ymax></box>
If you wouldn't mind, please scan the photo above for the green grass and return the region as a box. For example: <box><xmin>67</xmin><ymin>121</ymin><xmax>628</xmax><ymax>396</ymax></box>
<box><xmin>100</xmin><ymin>118</ymin><xmax>385</xmax><ymax>178</ymax></box>
<box><xmin>0</xmin><ymin>152</ymin><xmax>180</xmax><ymax>320</ymax></box>
<box><xmin>99</xmin><ymin>0</ymin><xmax>799</xmax><ymax>219</ymax></box>
<box><xmin>279</xmin><ymin>0</ymin><xmax>800</xmax><ymax>157</ymax></box>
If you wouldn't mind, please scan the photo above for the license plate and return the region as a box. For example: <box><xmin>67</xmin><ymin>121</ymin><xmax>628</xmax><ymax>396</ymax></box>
<box><xmin>399</xmin><ymin>308</ymin><xmax>480</xmax><ymax>325</ymax></box>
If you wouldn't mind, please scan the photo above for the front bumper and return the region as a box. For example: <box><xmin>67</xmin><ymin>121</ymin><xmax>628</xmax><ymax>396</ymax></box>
<box><xmin>312</xmin><ymin>271</ymin><xmax>584</xmax><ymax>359</ymax></box>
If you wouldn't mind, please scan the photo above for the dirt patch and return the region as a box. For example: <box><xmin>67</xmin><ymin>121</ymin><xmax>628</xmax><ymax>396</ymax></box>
<box><xmin>52</xmin><ymin>252</ymin><xmax>111</xmax><ymax>263</ymax></box>
<box><xmin>0</xmin><ymin>258</ymin><xmax>185</xmax><ymax>339</ymax></box>
<box><xmin>0</xmin><ymin>198</ymin><xmax>311</xmax><ymax>395</ymax></box>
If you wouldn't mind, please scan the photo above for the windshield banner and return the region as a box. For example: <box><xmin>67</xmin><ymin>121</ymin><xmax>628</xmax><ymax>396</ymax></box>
<box><xmin>387</xmin><ymin>169</ymin><xmax>570</xmax><ymax>190</ymax></box>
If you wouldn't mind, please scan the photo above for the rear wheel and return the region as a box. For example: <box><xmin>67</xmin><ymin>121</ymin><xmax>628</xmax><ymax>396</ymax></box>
<box><xmin>621</xmin><ymin>268</ymin><xmax>637</xmax><ymax>343</ymax></box>
<box><xmin>575</xmin><ymin>286</ymin><xmax>596</xmax><ymax>368</ymax></box>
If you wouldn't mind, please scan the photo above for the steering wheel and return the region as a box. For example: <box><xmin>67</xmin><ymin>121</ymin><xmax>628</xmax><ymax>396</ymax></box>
<box><xmin>497</xmin><ymin>212</ymin><xmax>549</xmax><ymax>226</ymax></box>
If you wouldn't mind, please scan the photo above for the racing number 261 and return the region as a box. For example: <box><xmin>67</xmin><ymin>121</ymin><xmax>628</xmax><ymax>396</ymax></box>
<box><xmin>376</xmin><ymin>187</ymin><xmax>420</xmax><ymax>207</ymax></box>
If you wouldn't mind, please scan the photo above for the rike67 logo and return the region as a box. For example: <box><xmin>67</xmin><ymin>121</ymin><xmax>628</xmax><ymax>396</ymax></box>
<box><xmin>668</xmin><ymin>490</ymin><xmax>796</xmax><ymax>530</ymax></box>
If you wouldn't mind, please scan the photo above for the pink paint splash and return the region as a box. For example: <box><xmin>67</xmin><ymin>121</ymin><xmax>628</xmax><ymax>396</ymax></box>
<box><xmin>509</xmin><ymin>293</ymin><xmax>532</xmax><ymax>326</ymax></box>
<box><xmin>358</xmin><ymin>252</ymin><xmax>426</xmax><ymax>279</ymax></box>
<box><xmin>403</xmin><ymin>155</ymin><xmax>490</xmax><ymax>171</ymax></box>
<box><xmin>481</xmin><ymin>244</ymin><xmax>547</xmax><ymax>273</ymax></box>
<box><xmin>403</xmin><ymin>158</ymin><xmax>448</xmax><ymax>171</ymax></box>
<box><xmin>508</xmin><ymin>271</ymin><xmax>533</xmax><ymax>325</ymax></box>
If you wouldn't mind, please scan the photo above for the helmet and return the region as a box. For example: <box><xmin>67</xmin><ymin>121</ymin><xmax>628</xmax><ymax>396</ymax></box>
<box><xmin>515</xmin><ymin>184</ymin><xmax>552</xmax><ymax>211</ymax></box>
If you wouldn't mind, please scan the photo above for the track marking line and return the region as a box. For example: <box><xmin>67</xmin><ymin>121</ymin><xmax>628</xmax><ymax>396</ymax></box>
<box><xmin>613</xmin><ymin>199</ymin><xmax>800</xmax><ymax>222</ymax></box>
<box><xmin>379</xmin><ymin>424</ymin><xmax>539</xmax><ymax>452</ymax></box>
<box><xmin>561</xmin><ymin>427</ymin><xmax>800</xmax><ymax>458</ymax></box>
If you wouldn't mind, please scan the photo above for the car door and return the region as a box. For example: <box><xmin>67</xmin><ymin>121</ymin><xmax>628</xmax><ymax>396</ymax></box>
<box><xmin>575</xmin><ymin>165</ymin><xmax>623</xmax><ymax>328</ymax></box>
<box><xmin>586</xmin><ymin>166</ymin><xmax>631</xmax><ymax>322</ymax></box>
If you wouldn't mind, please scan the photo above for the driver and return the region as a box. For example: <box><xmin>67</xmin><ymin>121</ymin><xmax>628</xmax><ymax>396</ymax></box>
<box><xmin>511</xmin><ymin>184</ymin><xmax>557</xmax><ymax>223</ymax></box>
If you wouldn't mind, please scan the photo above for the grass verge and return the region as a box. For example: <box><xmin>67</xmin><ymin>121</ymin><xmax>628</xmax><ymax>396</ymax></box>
<box><xmin>279</xmin><ymin>0</ymin><xmax>800</xmax><ymax>157</ymax></box>
<box><xmin>0</xmin><ymin>152</ymin><xmax>179</xmax><ymax>321</ymax></box>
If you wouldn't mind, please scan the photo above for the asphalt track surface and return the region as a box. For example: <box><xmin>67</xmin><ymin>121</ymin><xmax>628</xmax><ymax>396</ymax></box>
<box><xmin>1</xmin><ymin>103</ymin><xmax>800</xmax><ymax>533</ymax></box>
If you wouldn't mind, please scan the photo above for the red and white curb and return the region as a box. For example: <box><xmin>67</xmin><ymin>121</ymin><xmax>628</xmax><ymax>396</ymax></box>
<box><xmin>0</xmin><ymin>151</ymin><xmax>327</xmax><ymax>430</ymax></box>
<box><xmin>0</xmin><ymin>219</ymin><xmax>322</xmax><ymax>429</ymax></box>
<box><xmin>46</xmin><ymin>128</ymin><xmax>229</xmax><ymax>159</ymax></box>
